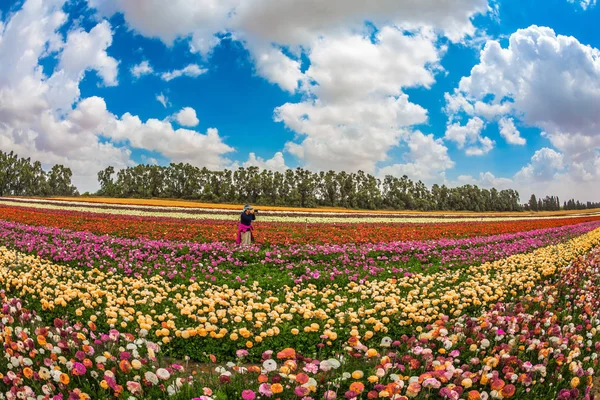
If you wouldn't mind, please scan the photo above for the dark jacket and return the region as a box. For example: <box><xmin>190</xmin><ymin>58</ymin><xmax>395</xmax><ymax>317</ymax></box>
<box><xmin>240</xmin><ymin>211</ymin><xmax>256</xmax><ymax>226</ymax></box>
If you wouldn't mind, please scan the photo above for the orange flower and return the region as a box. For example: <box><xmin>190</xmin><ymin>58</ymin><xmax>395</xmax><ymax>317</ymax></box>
<box><xmin>23</xmin><ymin>368</ymin><xmax>33</xmax><ymax>379</ymax></box>
<box><xmin>467</xmin><ymin>390</ymin><xmax>481</xmax><ymax>400</ymax></box>
<box><xmin>296</xmin><ymin>373</ymin><xmax>309</xmax><ymax>384</ymax></box>
<box><xmin>480</xmin><ymin>374</ymin><xmax>489</xmax><ymax>385</ymax></box>
<box><xmin>258</xmin><ymin>374</ymin><xmax>269</xmax><ymax>383</ymax></box>
<box><xmin>276</xmin><ymin>348</ymin><xmax>296</xmax><ymax>359</ymax></box>
<box><xmin>501</xmin><ymin>384</ymin><xmax>516</xmax><ymax>398</ymax></box>
<box><xmin>490</xmin><ymin>378</ymin><xmax>505</xmax><ymax>391</ymax></box>
<box><xmin>119</xmin><ymin>360</ymin><xmax>132</xmax><ymax>373</ymax></box>
<box><xmin>59</xmin><ymin>373</ymin><xmax>70</xmax><ymax>384</ymax></box>
<box><xmin>271</xmin><ymin>383</ymin><xmax>283</xmax><ymax>394</ymax></box>
<box><xmin>350</xmin><ymin>382</ymin><xmax>365</xmax><ymax>393</ymax></box>
<box><xmin>37</xmin><ymin>335</ymin><xmax>47</xmax><ymax>346</ymax></box>
<box><xmin>248</xmin><ymin>366</ymin><xmax>261</xmax><ymax>373</ymax></box>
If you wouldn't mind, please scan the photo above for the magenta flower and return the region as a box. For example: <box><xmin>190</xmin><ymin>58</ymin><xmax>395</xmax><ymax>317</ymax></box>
<box><xmin>241</xmin><ymin>390</ymin><xmax>256</xmax><ymax>400</ymax></box>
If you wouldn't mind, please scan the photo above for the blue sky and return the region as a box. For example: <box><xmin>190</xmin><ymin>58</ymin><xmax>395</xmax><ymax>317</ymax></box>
<box><xmin>1</xmin><ymin>0</ymin><xmax>599</xmax><ymax>199</ymax></box>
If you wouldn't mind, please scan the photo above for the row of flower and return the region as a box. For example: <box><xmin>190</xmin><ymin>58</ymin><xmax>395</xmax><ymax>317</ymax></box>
<box><xmin>3</xmin><ymin>197</ymin><xmax>589</xmax><ymax>219</ymax></box>
<box><xmin>0</xmin><ymin>291</ymin><xmax>206</xmax><ymax>399</ymax></box>
<box><xmin>2</xmin><ymin>199</ymin><xmax>596</xmax><ymax>225</ymax></box>
<box><xmin>2</xmin><ymin>226</ymin><xmax>600</xmax><ymax>362</ymax></box>
<box><xmin>3</xmin><ymin>205</ymin><xmax>600</xmax><ymax>245</ymax></box>
<box><xmin>196</xmin><ymin>244</ymin><xmax>600</xmax><ymax>399</ymax></box>
<box><xmin>1</xmin><ymin>219</ymin><xmax>598</xmax><ymax>287</ymax></box>
<box><xmin>2</xmin><ymin>243</ymin><xmax>600</xmax><ymax>398</ymax></box>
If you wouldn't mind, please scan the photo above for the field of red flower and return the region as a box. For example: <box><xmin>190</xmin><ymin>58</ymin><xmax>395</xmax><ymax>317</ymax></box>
<box><xmin>3</xmin><ymin>204</ymin><xmax>600</xmax><ymax>244</ymax></box>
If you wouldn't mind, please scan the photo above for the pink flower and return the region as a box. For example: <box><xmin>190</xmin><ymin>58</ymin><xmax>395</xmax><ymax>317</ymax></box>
<box><xmin>323</xmin><ymin>390</ymin><xmax>337</xmax><ymax>399</ymax></box>
<box><xmin>241</xmin><ymin>389</ymin><xmax>256</xmax><ymax>400</ymax></box>
<box><xmin>126</xmin><ymin>381</ymin><xmax>142</xmax><ymax>395</ymax></box>
<box><xmin>258</xmin><ymin>383</ymin><xmax>273</xmax><ymax>397</ymax></box>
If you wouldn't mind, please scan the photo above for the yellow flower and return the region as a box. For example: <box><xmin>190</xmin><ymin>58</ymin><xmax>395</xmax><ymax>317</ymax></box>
<box><xmin>351</xmin><ymin>370</ymin><xmax>364</xmax><ymax>379</ymax></box>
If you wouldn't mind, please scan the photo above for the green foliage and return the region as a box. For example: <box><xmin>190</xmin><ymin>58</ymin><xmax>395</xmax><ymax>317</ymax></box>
<box><xmin>0</xmin><ymin>150</ymin><xmax>76</xmax><ymax>197</ymax></box>
<box><xmin>94</xmin><ymin>164</ymin><xmax>532</xmax><ymax>212</ymax></box>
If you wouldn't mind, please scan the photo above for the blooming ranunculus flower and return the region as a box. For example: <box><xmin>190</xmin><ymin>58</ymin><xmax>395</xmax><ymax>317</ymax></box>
<box><xmin>156</xmin><ymin>368</ymin><xmax>170</xmax><ymax>380</ymax></box>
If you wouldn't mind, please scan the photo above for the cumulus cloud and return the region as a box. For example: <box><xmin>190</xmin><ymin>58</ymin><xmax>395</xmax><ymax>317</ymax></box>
<box><xmin>174</xmin><ymin>107</ymin><xmax>199</xmax><ymax>127</ymax></box>
<box><xmin>131</xmin><ymin>60</ymin><xmax>153</xmax><ymax>78</ymax></box>
<box><xmin>454</xmin><ymin>172</ymin><xmax>514</xmax><ymax>190</ymax></box>
<box><xmin>515</xmin><ymin>148</ymin><xmax>564</xmax><ymax>182</ymax></box>
<box><xmin>498</xmin><ymin>117</ymin><xmax>526</xmax><ymax>145</ymax></box>
<box><xmin>58</xmin><ymin>20</ymin><xmax>119</xmax><ymax>86</ymax></box>
<box><xmin>161</xmin><ymin>64</ymin><xmax>207</xmax><ymax>81</ymax></box>
<box><xmin>447</xmin><ymin>25</ymin><xmax>600</xmax><ymax>197</ymax></box>
<box><xmin>87</xmin><ymin>0</ymin><xmax>488</xmax><ymax>52</ymax></box>
<box><xmin>276</xmin><ymin>27</ymin><xmax>440</xmax><ymax>173</ymax></box>
<box><xmin>243</xmin><ymin>152</ymin><xmax>288</xmax><ymax>172</ymax></box>
<box><xmin>0</xmin><ymin>0</ymin><xmax>234</xmax><ymax>192</ymax></box>
<box><xmin>377</xmin><ymin>131</ymin><xmax>455</xmax><ymax>184</ymax></box>
<box><xmin>82</xmin><ymin>0</ymin><xmax>490</xmax><ymax>178</ymax></box>
<box><xmin>444</xmin><ymin>117</ymin><xmax>495</xmax><ymax>156</ymax></box>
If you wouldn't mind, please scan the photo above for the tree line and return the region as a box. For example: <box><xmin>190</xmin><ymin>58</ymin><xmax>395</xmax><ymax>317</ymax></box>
<box><xmin>524</xmin><ymin>194</ymin><xmax>600</xmax><ymax>212</ymax></box>
<box><xmin>97</xmin><ymin>163</ymin><xmax>523</xmax><ymax>212</ymax></box>
<box><xmin>2</xmin><ymin>150</ymin><xmax>598</xmax><ymax>212</ymax></box>
<box><xmin>0</xmin><ymin>151</ymin><xmax>78</xmax><ymax>197</ymax></box>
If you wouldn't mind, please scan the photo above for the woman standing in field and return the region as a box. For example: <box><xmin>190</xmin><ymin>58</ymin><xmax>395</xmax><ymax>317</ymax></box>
<box><xmin>237</xmin><ymin>204</ymin><xmax>256</xmax><ymax>245</ymax></box>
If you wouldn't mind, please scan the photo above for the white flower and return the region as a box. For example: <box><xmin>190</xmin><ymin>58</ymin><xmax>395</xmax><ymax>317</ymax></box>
<box><xmin>262</xmin><ymin>359</ymin><xmax>277</xmax><ymax>372</ymax></box>
<box><xmin>319</xmin><ymin>360</ymin><xmax>331</xmax><ymax>372</ymax></box>
<box><xmin>327</xmin><ymin>358</ymin><xmax>341</xmax><ymax>369</ymax></box>
<box><xmin>144</xmin><ymin>371</ymin><xmax>159</xmax><ymax>385</ymax></box>
<box><xmin>156</xmin><ymin>368</ymin><xmax>170</xmax><ymax>380</ymax></box>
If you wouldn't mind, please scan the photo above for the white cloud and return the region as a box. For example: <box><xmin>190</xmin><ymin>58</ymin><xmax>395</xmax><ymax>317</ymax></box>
<box><xmin>87</xmin><ymin>0</ymin><xmax>488</xmax><ymax>93</ymax></box>
<box><xmin>83</xmin><ymin>0</ymin><xmax>490</xmax><ymax>182</ymax></box>
<box><xmin>59</xmin><ymin>20</ymin><xmax>119</xmax><ymax>87</ymax></box>
<box><xmin>454</xmin><ymin>172</ymin><xmax>514</xmax><ymax>190</ymax></box>
<box><xmin>161</xmin><ymin>64</ymin><xmax>207</xmax><ymax>81</ymax></box>
<box><xmin>243</xmin><ymin>152</ymin><xmax>288</xmax><ymax>172</ymax></box>
<box><xmin>174</xmin><ymin>107</ymin><xmax>199</xmax><ymax>127</ymax></box>
<box><xmin>0</xmin><ymin>0</ymin><xmax>234</xmax><ymax>193</ymax></box>
<box><xmin>231</xmin><ymin>0</ymin><xmax>488</xmax><ymax>45</ymax></box>
<box><xmin>447</xmin><ymin>25</ymin><xmax>600</xmax><ymax>197</ymax></box>
<box><xmin>244</xmin><ymin>42</ymin><xmax>304</xmax><ymax>93</ymax></box>
<box><xmin>444</xmin><ymin>117</ymin><xmax>495</xmax><ymax>156</ymax></box>
<box><xmin>131</xmin><ymin>60</ymin><xmax>154</xmax><ymax>78</ymax></box>
<box><xmin>141</xmin><ymin>155</ymin><xmax>159</xmax><ymax>165</ymax></box>
<box><xmin>104</xmin><ymin>111</ymin><xmax>233</xmax><ymax>168</ymax></box>
<box><xmin>304</xmin><ymin>27</ymin><xmax>440</xmax><ymax>102</ymax></box>
<box><xmin>276</xmin><ymin>27</ymin><xmax>440</xmax><ymax>173</ymax></box>
<box><xmin>87</xmin><ymin>0</ymin><xmax>236</xmax><ymax>56</ymax></box>
<box><xmin>568</xmin><ymin>0</ymin><xmax>596</xmax><ymax>10</ymax></box>
<box><xmin>498</xmin><ymin>117</ymin><xmax>526</xmax><ymax>145</ymax></box>
<box><xmin>279</xmin><ymin>95</ymin><xmax>429</xmax><ymax>173</ymax></box>
<box><xmin>377</xmin><ymin>131</ymin><xmax>455</xmax><ymax>184</ymax></box>
<box><xmin>515</xmin><ymin>148</ymin><xmax>564</xmax><ymax>182</ymax></box>
<box><xmin>156</xmin><ymin>92</ymin><xmax>169</xmax><ymax>108</ymax></box>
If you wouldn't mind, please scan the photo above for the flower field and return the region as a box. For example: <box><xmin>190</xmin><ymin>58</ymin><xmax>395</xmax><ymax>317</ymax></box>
<box><xmin>0</xmin><ymin>198</ymin><xmax>600</xmax><ymax>399</ymax></box>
